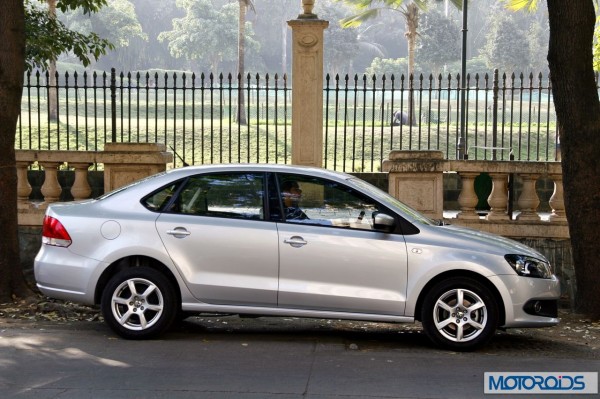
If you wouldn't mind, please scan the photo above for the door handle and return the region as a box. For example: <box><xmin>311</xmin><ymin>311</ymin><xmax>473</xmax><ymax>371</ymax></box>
<box><xmin>166</xmin><ymin>228</ymin><xmax>191</xmax><ymax>238</ymax></box>
<box><xmin>284</xmin><ymin>236</ymin><xmax>307</xmax><ymax>248</ymax></box>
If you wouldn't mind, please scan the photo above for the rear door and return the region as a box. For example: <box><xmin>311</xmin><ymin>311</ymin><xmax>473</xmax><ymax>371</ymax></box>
<box><xmin>153</xmin><ymin>172</ymin><xmax>279</xmax><ymax>306</ymax></box>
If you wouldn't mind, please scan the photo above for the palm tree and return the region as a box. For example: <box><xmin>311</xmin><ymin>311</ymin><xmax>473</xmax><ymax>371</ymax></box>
<box><xmin>237</xmin><ymin>0</ymin><xmax>255</xmax><ymax>125</ymax></box>
<box><xmin>337</xmin><ymin>0</ymin><xmax>461</xmax><ymax>125</ymax></box>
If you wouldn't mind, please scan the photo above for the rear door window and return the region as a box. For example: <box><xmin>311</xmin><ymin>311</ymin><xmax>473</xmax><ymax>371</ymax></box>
<box><xmin>144</xmin><ymin>173</ymin><xmax>265</xmax><ymax>220</ymax></box>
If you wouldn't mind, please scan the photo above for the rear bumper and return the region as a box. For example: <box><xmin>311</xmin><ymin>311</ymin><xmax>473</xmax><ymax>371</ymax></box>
<box><xmin>34</xmin><ymin>245</ymin><xmax>104</xmax><ymax>305</ymax></box>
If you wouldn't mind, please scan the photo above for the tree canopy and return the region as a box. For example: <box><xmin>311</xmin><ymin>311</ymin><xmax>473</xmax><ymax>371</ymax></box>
<box><xmin>25</xmin><ymin>0</ymin><xmax>113</xmax><ymax>70</ymax></box>
<box><xmin>480</xmin><ymin>10</ymin><xmax>531</xmax><ymax>73</ymax></box>
<box><xmin>416</xmin><ymin>6</ymin><xmax>461</xmax><ymax>75</ymax></box>
<box><xmin>158</xmin><ymin>0</ymin><xmax>259</xmax><ymax>72</ymax></box>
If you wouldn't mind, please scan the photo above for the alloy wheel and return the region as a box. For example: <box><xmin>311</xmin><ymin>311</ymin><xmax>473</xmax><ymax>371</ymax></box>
<box><xmin>432</xmin><ymin>288</ymin><xmax>488</xmax><ymax>343</ymax></box>
<box><xmin>110</xmin><ymin>277</ymin><xmax>164</xmax><ymax>331</ymax></box>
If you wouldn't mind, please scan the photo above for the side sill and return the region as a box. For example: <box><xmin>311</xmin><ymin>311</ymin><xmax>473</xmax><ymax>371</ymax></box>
<box><xmin>181</xmin><ymin>302</ymin><xmax>414</xmax><ymax>323</ymax></box>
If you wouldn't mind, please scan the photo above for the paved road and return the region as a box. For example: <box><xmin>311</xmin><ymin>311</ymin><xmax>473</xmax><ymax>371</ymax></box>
<box><xmin>1</xmin><ymin>316</ymin><xmax>598</xmax><ymax>399</ymax></box>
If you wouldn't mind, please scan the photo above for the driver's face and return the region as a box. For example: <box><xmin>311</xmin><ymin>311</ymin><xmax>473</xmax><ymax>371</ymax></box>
<box><xmin>283</xmin><ymin>185</ymin><xmax>302</xmax><ymax>207</ymax></box>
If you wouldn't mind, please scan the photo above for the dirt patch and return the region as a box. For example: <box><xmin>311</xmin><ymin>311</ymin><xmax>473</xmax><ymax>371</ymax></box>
<box><xmin>0</xmin><ymin>296</ymin><xmax>102</xmax><ymax>323</ymax></box>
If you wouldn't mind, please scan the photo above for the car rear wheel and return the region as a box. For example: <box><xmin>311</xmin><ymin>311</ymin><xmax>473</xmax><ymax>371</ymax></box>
<box><xmin>421</xmin><ymin>277</ymin><xmax>499</xmax><ymax>351</ymax></box>
<box><xmin>101</xmin><ymin>267</ymin><xmax>177</xmax><ymax>339</ymax></box>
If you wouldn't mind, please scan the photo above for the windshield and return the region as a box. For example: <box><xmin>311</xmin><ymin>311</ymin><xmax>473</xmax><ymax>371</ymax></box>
<box><xmin>349</xmin><ymin>177</ymin><xmax>437</xmax><ymax>226</ymax></box>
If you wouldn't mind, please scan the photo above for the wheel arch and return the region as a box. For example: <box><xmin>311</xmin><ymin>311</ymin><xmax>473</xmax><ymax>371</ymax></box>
<box><xmin>94</xmin><ymin>255</ymin><xmax>182</xmax><ymax>309</ymax></box>
<box><xmin>414</xmin><ymin>270</ymin><xmax>506</xmax><ymax>326</ymax></box>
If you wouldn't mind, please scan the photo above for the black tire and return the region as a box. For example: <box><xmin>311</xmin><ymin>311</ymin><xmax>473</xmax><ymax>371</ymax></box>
<box><xmin>101</xmin><ymin>267</ymin><xmax>177</xmax><ymax>339</ymax></box>
<box><xmin>421</xmin><ymin>277</ymin><xmax>499</xmax><ymax>351</ymax></box>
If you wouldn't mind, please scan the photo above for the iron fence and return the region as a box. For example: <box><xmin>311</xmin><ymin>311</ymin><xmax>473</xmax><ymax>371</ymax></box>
<box><xmin>18</xmin><ymin>68</ymin><xmax>561</xmax><ymax>172</ymax></box>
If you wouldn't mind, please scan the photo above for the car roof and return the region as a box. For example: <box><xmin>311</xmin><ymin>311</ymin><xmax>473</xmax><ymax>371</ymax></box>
<box><xmin>163</xmin><ymin>164</ymin><xmax>355</xmax><ymax>181</ymax></box>
<box><xmin>96</xmin><ymin>164</ymin><xmax>359</xmax><ymax>206</ymax></box>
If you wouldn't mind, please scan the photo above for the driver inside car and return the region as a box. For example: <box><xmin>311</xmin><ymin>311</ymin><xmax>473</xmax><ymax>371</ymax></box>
<box><xmin>281</xmin><ymin>180</ymin><xmax>309</xmax><ymax>221</ymax></box>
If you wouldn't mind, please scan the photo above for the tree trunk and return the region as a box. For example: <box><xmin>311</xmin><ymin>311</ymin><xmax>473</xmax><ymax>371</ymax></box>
<box><xmin>48</xmin><ymin>0</ymin><xmax>58</xmax><ymax>121</ymax></box>
<box><xmin>546</xmin><ymin>0</ymin><xmax>600</xmax><ymax>319</ymax></box>
<box><xmin>405</xmin><ymin>3</ymin><xmax>419</xmax><ymax>126</ymax></box>
<box><xmin>237</xmin><ymin>0</ymin><xmax>248</xmax><ymax>125</ymax></box>
<box><xmin>0</xmin><ymin>0</ymin><xmax>32</xmax><ymax>302</ymax></box>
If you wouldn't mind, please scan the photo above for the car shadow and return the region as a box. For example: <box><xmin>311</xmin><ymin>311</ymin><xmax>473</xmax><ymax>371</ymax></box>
<box><xmin>160</xmin><ymin>314</ymin><xmax>598</xmax><ymax>358</ymax></box>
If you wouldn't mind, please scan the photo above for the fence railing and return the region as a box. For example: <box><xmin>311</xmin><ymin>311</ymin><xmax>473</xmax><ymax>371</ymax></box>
<box><xmin>18</xmin><ymin>69</ymin><xmax>562</xmax><ymax>172</ymax></box>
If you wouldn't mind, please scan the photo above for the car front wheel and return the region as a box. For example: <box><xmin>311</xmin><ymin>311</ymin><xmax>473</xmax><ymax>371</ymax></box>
<box><xmin>101</xmin><ymin>267</ymin><xmax>177</xmax><ymax>339</ymax></box>
<box><xmin>421</xmin><ymin>277</ymin><xmax>499</xmax><ymax>351</ymax></box>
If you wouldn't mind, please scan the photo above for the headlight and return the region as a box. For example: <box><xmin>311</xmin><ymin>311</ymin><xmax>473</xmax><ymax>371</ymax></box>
<box><xmin>505</xmin><ymin>254</ymin><xmax>553</xmax><ymax>279</ymax></box>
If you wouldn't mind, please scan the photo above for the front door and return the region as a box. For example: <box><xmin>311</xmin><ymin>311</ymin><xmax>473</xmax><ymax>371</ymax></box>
<box><xmin>274</xmin><ymin>174</ymin><xmax>409</xmax><ymax>315</ymax></box>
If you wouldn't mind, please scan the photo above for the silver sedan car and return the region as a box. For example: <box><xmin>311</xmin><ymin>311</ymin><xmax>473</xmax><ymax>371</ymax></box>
<box><xmin>35</xmin><ymin>164</ymin><xmax>560</xmax><ymax>350</ymax></box>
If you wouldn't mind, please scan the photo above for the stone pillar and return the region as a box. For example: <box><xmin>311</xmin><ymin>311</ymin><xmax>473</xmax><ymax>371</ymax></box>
<box><xmin>70</xmin><ymin>163</ymin><xmax>92</xmax><ymax>200</ymax></box>
<box><xmin>548</xmin><ymin>174</ymin><xmax>566</xmax><ymax>222</ymax></box>
<box><xmin>40</xmin><ymin>162</ymin><xmax>62</xmax><ymax>205</ymax></box>
<box><xmin>516</xmin><ymin>173</ymin><xmax>541</xmax><ymax>221</ymax></box>
<box><xmin>486</xmin><ymin>173</ymin><xmax>510</xmax><ymax>221</ymax></box>
<box><xmin>288</xmin><ymin>1</ymin><xmax>328</xmax><ymax>167</ymax></box>
<box><xmin>382</xmin><ymin>151</ymin><xmax>445</xmax><ymax>219</ymax></box>
<box><xmin>101</xmin><ymin>143</ymin><xmax>173</xmax><ymax>193</ymax></box>
<box><xmin>457</xmin><ymin>172</ymin><xmax>480</xmax><ymax>220</ymax></box>
<box><xmin>16</xmin><ymin>161</ymin><xmax>32</xmax><ymax>209</ymax></box>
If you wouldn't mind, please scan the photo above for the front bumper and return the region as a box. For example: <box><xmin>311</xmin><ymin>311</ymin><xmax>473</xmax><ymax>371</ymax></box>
<box><xmin>490</xmin><ymin>274</ymin><xmax>561</xmax><ymax>328</ymax></box>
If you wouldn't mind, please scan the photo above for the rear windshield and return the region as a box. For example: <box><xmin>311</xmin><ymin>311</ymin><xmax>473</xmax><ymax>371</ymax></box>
<box><xmin>96</xmin><ymin>171</ymin><xmax>167</xmax><ymax>200</ymax></box>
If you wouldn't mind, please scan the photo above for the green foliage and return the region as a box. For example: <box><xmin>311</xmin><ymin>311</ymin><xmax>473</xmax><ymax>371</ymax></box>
<box><xmin>505</xmin><ymin>0</ymin><xmax>538</xmax><ymax>12</ymax></box>
<box><xmin>365</xmin><ymin>57</ymin><xmax>411</xmax><ymax>77</ymax></box>
<box><xmin>25</xmin><ymin>0</ymin><xmax>113</xmax><ymax>71</ymax></box>
<box><xmin>527</xmin><ymin>19</ymin><xmax>549</xmax><ymax>74</ymax></box>
<box><xmin>595</xmin><ymin>20</ymin><xmax>600</xmax><ymax>71</ymax></box>
<box><xmin>444</xmin><ymin>56</ymin><xmax>491</xmax><ymax>78</ymax></box>
<box><xmin>55</xmin><ymin>0</ymin><xmax>107</xmax><ymax>13</ymax></box>
<box><xmin>158</xmin><ymin>0</ymin><xmax>259</xmax><ymax>72</ymax></box>
<box><xmin>466</xmin><ymin>57</ymin><xmax>492</xmax><ymax>78</ymax></box>
<box><xmin>480</xmin><ymin>11</ymin><xmax>531</xmax><ymax>74</ymax></box>
<box><xmin>64</xmin><ymin>0</ymin><xmax>146</xmax><ymax>48</ymax></box>
<box><xmin>60</xmin><ymin>0</ymin><xmax>146</xmax><ymax>70</ymax></box>
<box><xmin>336</xmin><ymin>0</ymin><xmax>461</xmax><ymax>28</ymax></box>
<box><xmin>315</xmin><ymin>1</ymin><xmax>361</xmax><ymax>75</ymax></box>
<box><xmin>416</xmin><ymin>8</ymin><xmax>460</xmax><ymax>74</ymax></box>
<box><xmin>506</xmin><ymin>0</ymin><xmax>600</xmax><ymax>72</ymax></box>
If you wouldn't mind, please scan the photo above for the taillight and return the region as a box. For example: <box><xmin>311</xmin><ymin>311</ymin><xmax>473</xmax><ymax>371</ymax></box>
<box><xmin>42</xmin><ymin>216</ymin><xmax>72</xmax><ymax>247</ymax></box>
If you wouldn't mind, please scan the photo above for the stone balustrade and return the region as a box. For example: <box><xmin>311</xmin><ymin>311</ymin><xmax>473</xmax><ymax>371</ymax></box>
<box><xmin>16</xmin><ymin>146</ymin><xmax>568</xmax><ymax>241</ymax></box>
<box><xmin>383</xmin><ymin>150</ymin><xmax>568</xmax><ymax>239</ymax></box>
<box><xmin>16</xmin><ymin>143</ymin><xmax>173</xmax><ymax>226</ymax></box>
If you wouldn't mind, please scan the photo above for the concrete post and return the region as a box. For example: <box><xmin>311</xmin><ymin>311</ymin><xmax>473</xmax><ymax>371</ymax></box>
<box><xmin>382</xmin><ymin>151</ymin><xmax>445</xmax><ymax>220</ymax></box>
<box><xmin>288</xmin><ymin>1</ymin><xmax>328</xmax><ymax>167</ymax></box>
<box><xmin>101</xmin><ymin>143</ymin><xmax>173</xmax><ymax>193</ymax></box>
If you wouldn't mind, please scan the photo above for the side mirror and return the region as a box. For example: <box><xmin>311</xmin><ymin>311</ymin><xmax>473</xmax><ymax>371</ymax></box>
<box><xmin>373</xmin><ymin>212</ymin><xmax>396</xmax><ymax>232</ymax></box>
